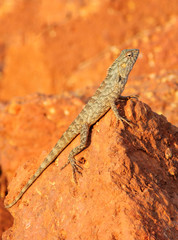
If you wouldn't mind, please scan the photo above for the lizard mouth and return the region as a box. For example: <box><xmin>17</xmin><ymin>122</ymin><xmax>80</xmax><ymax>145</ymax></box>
<box><xmin>132</xmin><ymin>49</ymin><xmax>139</xmax><ymax>62</ymax></box>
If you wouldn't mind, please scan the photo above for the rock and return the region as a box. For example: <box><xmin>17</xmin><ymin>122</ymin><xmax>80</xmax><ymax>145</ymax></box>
<box><xmin>2</xmin><ymin>94</ymin><xmax>177</xmax><ymax>240</ymax></box>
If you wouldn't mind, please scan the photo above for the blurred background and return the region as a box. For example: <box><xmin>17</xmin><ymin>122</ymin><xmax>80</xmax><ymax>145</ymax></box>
<box><xmin>0</xmin><ymin>0</ymin><xmax>177</xmax><ymax>124</ymax></box>
<box><xmin>0</xmin><ymin>0</ymin><xmax>178</xmax><ymax>238</ymax></box>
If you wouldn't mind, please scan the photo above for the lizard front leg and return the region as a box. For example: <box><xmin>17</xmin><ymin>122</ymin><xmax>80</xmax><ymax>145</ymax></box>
<box><xmin>61</xmin><ymin>123</ymin><xmax>90</xmax><ymax>182</ymax></box>
<box><xmin>110</xmin><ymin>100</ymin><xmax>132</xmax><ymax>127</ymax></box>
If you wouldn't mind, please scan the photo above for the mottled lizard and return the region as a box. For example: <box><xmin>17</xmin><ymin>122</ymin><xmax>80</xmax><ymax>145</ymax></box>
<box><xmin>5</xmin><ymin>49</ymin><xmax>139</xmax><ymax>208</ymax></box>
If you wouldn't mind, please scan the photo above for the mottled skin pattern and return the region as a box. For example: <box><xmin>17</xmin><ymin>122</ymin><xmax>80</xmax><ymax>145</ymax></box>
<box><xmin>5</xmin><ymin>49</ymin><xmax>139</xmax><ymax>208</ymax></box>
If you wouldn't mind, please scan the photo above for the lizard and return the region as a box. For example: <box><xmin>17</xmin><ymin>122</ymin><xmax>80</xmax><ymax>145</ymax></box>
<box><xmin>5</xmin><ymin>49</ymin><xmax>139</xmax><ymax>209</ymax></box>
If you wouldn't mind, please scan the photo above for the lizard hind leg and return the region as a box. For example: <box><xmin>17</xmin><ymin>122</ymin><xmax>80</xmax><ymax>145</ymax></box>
<box><xmin>61</xmin><ymin>123</ymin><xmax>90</xmax><ymax>183</ymax></box>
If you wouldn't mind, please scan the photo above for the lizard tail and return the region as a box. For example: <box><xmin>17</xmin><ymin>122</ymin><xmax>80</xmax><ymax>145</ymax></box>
<box><xmin>5</xmin><ymin>147</ymin><xmax>60</xmax><ymax>208</ymax></box>
<box><xmin>5</xmin><ymin>125</ymin><xmax>79</xmax><ymax>209</ymax></box>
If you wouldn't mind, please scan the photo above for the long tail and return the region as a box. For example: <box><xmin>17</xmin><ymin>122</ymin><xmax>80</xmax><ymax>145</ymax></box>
<box><xmin>5</xmin><ymin>123</ymin><xmax>79</xmax><ymax>208</ymax></box>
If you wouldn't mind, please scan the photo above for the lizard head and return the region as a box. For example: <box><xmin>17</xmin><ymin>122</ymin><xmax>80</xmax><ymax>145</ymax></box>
<box><xmin>117</xmin><ymin>49</ymin><xmax>139</xmax><ymax>78</ymax></box>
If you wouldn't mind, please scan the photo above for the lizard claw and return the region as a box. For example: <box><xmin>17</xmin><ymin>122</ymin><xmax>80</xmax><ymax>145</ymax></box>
<box><xmin>128</xmin><ymin>94</ymin><xmax>139</xmax><ymax>100</ymax></box>
<box><xmin>60</xmin><ymin>160</ymin><xmax>70</xmax><ymax>170</ymax></box>
<box><xmin>72</xmin><ymin>167</ymin><xmax>83</xmax><ymax>184</ymax></box>
<box><xmin>114</xmin><ymin>112</ymin><xmax>133</xmax><ymax>127</ymax></box>
<box><xmin>119</xmin><ymin>116</ymin><xmax>133</xmax><ymax>128</ymax></box>
<box><xmin>61</xmin><ymin>158</ymin><xmax>83</xmax><ymax>184</ymax></box>
<box><xmin>119</xmin><ymin>95</ymin><xmax>139</xmax><ymax>101</ymax></box>
<box><xmin>71</xmin><ymin>160</ymin><xmax>83</xmax><ymax>184</ymax></box>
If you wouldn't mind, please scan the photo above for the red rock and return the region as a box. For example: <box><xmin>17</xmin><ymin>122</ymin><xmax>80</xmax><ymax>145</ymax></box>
<box><xmin>1</xmin><ymin>94</ymin><xmax>177</xmax><ymax>240</ymax></box>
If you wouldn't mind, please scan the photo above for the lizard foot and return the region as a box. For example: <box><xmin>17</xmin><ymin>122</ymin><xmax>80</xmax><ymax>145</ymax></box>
<box><xmin>119</xmin><ymin>94</ymin><xmax>139</xmax><ymax>101</ymax></box>
<box><xmin>128</xmin><ymin>94</ymin><xmax>139</xmax><ymax>100</ymax></box>
<box><xmin>61</xmin><ymin>158</ymin><xmax>83</xmax><ymax>183</ymax></box>
<box><xmin>118</xmin><ymin>116</ymin><xmax>133</xmax><ymax>128</ymax></box>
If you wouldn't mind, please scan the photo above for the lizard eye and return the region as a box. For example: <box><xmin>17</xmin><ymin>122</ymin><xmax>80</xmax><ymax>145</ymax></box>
<box><xmin>126</xmin><ymin>52</ymin><xmax>133</xmax><ymax>57</ymax></box>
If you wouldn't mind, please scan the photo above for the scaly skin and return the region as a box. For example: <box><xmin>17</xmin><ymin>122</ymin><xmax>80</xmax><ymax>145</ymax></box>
<box><xmin>5</xmin><ymin>49</ymin><xmax>139</xmax><ymax>208</ymax></box>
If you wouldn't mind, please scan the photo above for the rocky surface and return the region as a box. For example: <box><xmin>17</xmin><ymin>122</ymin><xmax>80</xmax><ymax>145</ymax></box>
<box><xmin>0</xmin><ymin>0</ymin><xmax>178</xmax><ymax>239</ymax></box>
<box><xmin>1</xmin><ymin>94</ymin><xmax>178</xmax><ymax>240</ymax></box>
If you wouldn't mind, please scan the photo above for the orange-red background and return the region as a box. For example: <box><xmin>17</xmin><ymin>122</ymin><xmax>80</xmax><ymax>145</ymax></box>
<box><xmin>0</xmin><ymin>0</ymin><xmax>177</xmax><ymax>238</ymax></box>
